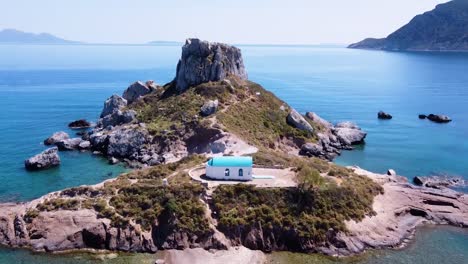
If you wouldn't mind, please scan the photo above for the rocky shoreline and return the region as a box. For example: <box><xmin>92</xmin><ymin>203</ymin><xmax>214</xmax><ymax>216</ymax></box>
<box><xmin>8</xmin><ymin>38</ymin><xmax>467</xmax><ymax>261</ymax></box>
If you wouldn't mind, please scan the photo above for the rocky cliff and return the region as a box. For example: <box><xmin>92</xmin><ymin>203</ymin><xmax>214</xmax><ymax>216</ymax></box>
<box><xmin>349</xmin><ymin>0</ymin><xmax>468</xmax><ymax>51</ymax></box>
<box><xmin>174</xmin><ymin>39</ymin><xmax>248</xmax><ymax>92</ymax></box>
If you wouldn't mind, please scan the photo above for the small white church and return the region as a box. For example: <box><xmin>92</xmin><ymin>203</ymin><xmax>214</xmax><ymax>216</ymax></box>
<box><xmin>205</xmin><ymin>156</ymin><xmax>253</xmax><ymax>181</ymax></box>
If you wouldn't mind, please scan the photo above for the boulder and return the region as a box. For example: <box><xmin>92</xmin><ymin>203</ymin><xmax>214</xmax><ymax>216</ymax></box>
<box><xmin>378</xmin><ymin>111</ymin><xmax>393</xmax><ymax>120</ymax></box>
<box><xmin>78</xmin><ymin>140</ymin><xmax>91</xmax><ymax>150</ymax></box>
<box><xmin>44</xmin><ymin>131</ymin><xmax>70</xmax><ymax>146</ymax></box>
<box><xmin>100</xmin><ymin>95</ymin><xmax>127</xmax><ymax>118</ymax></box>
<box><xmin>200</xmin><ymin>100</ymin><xmax>219</xmax><ymax>117</ymax></box>
<box><xmin>98</xmin><ymin>110</ymin><xmax>137</xmax><ymax>128</ymax></box>
<box><xmin>68</xmin><ymin>119</ymin><xmax>91</xmax><ymax>129</ymax></box>
<box><xmin>305</xmin><ymin>112</ymin><xmax>332</xmax><ymax>128</ymax></box>
<box><xmin>287</xmin><ymin>109</ymin><xmax>314</xmax><ymax>133</ymax></box>
<box><xmin>333</xmin><ymin>122</ymin><xmax>367</xmax><ymax>145</ymax></box>
<box><xmin>24</xmin><ymin>147</ymin><xmax>60</xmax><ymax>170</ymax></box>
<box><xmin>175</xmin><ymin>38</ymin><xmax>248</xmax><ymax>92</ymax></box>
<box><xmin>56</xmin><ymin>138</ymin><xmax>83</xmax><ymax>151</ymax></box>
<box><xmin>122</xmin><ymin>81</ymin><xmax>152</xmax><ymax>104</ymax></box>
<box><xmin>419</xmin><ymin>114</ymin><xmax>427</xmax><ymax>119</ymax></box>
<box><xmin>427</xmin><ymin>114</ymin><xmax>452</xmax><ymax>123</ymax></box>
<box><xmin>387</xmin><ymin>169</ymin><xmax>396</xmax><ymax>176</ymax></box>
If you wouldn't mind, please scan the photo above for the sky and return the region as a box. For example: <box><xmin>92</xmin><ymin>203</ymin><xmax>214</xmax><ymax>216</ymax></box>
<box><xmin>0</xmin><ymin>0</ymin><xmax>450</xmax><ymax>45</ymax></box>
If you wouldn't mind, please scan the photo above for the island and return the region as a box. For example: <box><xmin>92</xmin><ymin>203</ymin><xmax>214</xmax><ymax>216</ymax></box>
<box><xmin>0</xmin><ymin>29</ymin><xmax>81</xmax><ymax>45</ymax></box>
<box><xmin>349</xmin><ymin>0</ymin><xmax>468</xmax><ymax>51</ymax></box>
<box><xmin>2</xmin><ymin>39</ymin><xmax>468</xmax><ymax>263</ymax></box>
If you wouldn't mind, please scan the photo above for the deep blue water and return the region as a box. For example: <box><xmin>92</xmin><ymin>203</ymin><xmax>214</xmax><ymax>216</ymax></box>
<box><xmin>1</xmin><ymin>44</ymin><xmax>468</xmax><ymax>262</ymax></box>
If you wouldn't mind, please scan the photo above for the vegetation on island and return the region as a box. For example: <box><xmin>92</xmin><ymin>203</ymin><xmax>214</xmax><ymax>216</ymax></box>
<box><xmin>26</xmin><ymin>78</ymin><xmax>384</xmax><ymax>252</ymax></box>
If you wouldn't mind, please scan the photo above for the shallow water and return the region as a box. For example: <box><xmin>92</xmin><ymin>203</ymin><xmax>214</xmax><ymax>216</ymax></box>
<box><xmin>1</xmin><ymin>44</ymin><xmax>468</xmax><ymax>262</ymax></box>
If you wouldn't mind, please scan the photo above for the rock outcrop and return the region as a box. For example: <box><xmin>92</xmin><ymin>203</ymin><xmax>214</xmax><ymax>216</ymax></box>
<box><xmin>349</xmin><ymin>0</ymin><xmax>468</xmax><ymax>51</ymax></box>
<box><xmin>44</xmin><ymin>132</ymin><xmax>70</xmax><ymax>146</ymax></box>
<box><xmin>413</xmin><ymin>175</ymin><xmax>465</xmax><ymax>189</ymax></box>
<box><xmin>174</xmin><ymin>39</ymin><xmax>248</xmax><ymax>92</ymax></box>
<box><xmin>68</xmin><ymin>119</ymin><xmax>91</xmax><ymax>129</ymax></box>
<box><xmin>286</xmin><ymin>109</ymin><xmax>314</xmax><ymax>133</ymax></box>
<box><xmin>24</xmin><ymin>147</ymin><xmax>60</xmax><ymax>170</ymax></box>
<box><xmin>122</xmin><ymin>81</ymin><xmax>154</xmax><ymax>104</ymax></box>
<box><xmin>299</xmin><ymin>114</ymin><xmax>367</xmax><ymax>160</ymax></box>
<box><xmin>100</xmin><ymin>95</ymin><xmax>127</xmax><ymax>118</ymax></box>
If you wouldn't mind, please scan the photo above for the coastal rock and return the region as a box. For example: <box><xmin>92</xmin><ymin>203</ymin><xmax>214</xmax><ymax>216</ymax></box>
<box><xmin>200</xmin><ymin>100</ymin><xmax>219</xmax><ymax>117</ymax></box>
<box><xmin>122</xmin><ymin>81</ymin><xmax>153</xmax><ymax>104</ymax></box>
<box><xmin>419</xmin><ymin>114</ymin><xmax>427</xmax><ymax>119</ymax></box>
<box><xmin>333</xmin><ymin>122</ymin><xmax>367</xmax><ymax>145</ymax></box>
<box><xmin>286</xmin><ymin>109</ymin><xmax>314</xmax><ymax>133</ymax></box>
<box><xmin>56</xmin><ymin>138</ymin><xmax>83</xmax><ymax>151</ymax></box>
<box><xmin>305</xmin><ymin>112</ymin><xmax>332</xmax><ymax>128</ymax></box>
<box><xmin>378</xmin><ymin>111</ymin><xmax>392</xmax><ymax>120</ymax></box>
<box><xmin>387</xmin><ymin>169</ymin><xmax>396</xmax><ymax>176</ymax></box>
<box><xmin>24</xmin><ymin>147</ymin><xmax>60</xmax><ymax>170</ymax></box>
<box><xmin>68</xmin><ymin>119</ymin><xmax>91</xmax><ymax>129</ymax></box>
<box><xmin>44</xmin><ymin>131</ymin><xmax>70</xmax><ymax>146</ymax></box>
<box><xmin>300</xmin><ymin>143</ymin><xmax>324</xmax><ymax>157</ymax></box>
<box><xmin>174</xmin><ymin>38</ymin><xmax>248</xmax><ymax>92</ymax></box>
<box><xmin>98</xmin><ymin>110</ymin><xmax>137</xmax><ymax>128</ymax></box>
<box><xmin>107</xmin><ymin>127</ymin><xmax>150</xmax><ymax>159</ymax></box>
<box><xmin>427</xmin><ymin>114</ymin><xmax>452</xmax><ymax>123</ymax></box>
<box><xmin>100</xmin><ymin>95</ymin><xmax>127</xmax><ymax>118</ymax></box>
<box><xmin>413</xmin><ymin>175</ymin><xmax>465</xmax><ymax>189</ymax></box>
<box><xmin>78</xmin><ymin>140</ymin><xmax>91</xmax><ymax>150</ymax></box>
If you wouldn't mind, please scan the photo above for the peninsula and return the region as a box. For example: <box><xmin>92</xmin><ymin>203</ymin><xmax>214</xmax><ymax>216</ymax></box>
<box><xmin>1</xmin><ymin>39</ymin><xmax>468</xmax><ymax>262</ymax></box>
<box><xmin>349</xmin><ymin>0</ymin><xmax>468</xmax><ymax>51</ymax></box>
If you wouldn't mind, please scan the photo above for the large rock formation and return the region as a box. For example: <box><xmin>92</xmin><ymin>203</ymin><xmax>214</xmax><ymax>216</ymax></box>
<box><xmin>100</xmin><ymin>95</ymin><xmax>127</xmax><ymax>118</ymax></box>
<box><xmin>174</xmin><ymin>39</ymin><xmax>248</xmax><ymax>92</ymax></box>
<box><xmin>349</xmin><ymin>0</ymin><xmax>468</xmax><ymax>51</ymax></box>
<box><xmin>24</xmin><ymin>148</ymin><xmax>61</xmax><ymax>170</ymax></box>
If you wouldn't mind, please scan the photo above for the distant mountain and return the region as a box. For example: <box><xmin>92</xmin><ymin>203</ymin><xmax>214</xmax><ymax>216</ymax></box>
<box><xmin>349</xmin><ymin>0</ymin><xmax>468</xmax><ymax>51</ymax></box>
<box><xmin>0</xmin><ymin>29</ymin><xmax>80</xmax><ymax>44</ymax></box>
<box><xmin>147</xmin><ymin>40</ymin><xmax>183</xmax><ymax>46</ymax></box>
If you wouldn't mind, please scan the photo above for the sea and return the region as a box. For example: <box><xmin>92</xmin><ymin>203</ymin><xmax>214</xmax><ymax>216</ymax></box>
<box><xmin>0</xmin><ymin>43</ymin><xmax>468</xmax><ymax>263</ymax></box>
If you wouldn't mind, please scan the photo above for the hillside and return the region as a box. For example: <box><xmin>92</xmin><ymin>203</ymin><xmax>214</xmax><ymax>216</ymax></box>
<box><xmin>0</xmin><ymin>29</ymin><xmax>80</xmax><ymax>44</ymax></box>
<box><xmin>349</xmin><ymin>0</ymin><xmax>468</xmax><ymax>51</ymax></box>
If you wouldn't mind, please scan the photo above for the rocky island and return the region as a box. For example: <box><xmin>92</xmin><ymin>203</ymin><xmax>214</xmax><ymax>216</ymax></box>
<box><xmin>3</xmin><ymin>39</ymin><xmax>468</xmax><ymax>262</ymax></box>
<box><xmin>349</xmin><ymin>0</ymin><xmax>468</xmax><ymax>51</ymax></box>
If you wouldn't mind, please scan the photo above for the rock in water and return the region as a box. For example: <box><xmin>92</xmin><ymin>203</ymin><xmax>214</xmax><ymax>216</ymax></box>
<box><xmin>24</xmin><ymin>147</ymin><xmax>60</xmax><ymax>170</ymax></box>
<box><xmin>55</xmin><ymin>138</ymin><xmax>83</xmax><ymax>151</ymax></box>
<box><xmin>200</xmin><ymin>100</ymin><xmax>219</xmax><ymax>116</ymax></box>
<box><xmin>100</xmin><ymin>95</ymin><xmax>127</xmax><ymax>118</ymax></box>
<box><xmin>378</xmin><ymin>111</ymin><xmax>393</xmax><ymax>120</ymax></box>
<box><xmin>68</xmin><ymin>119</ymin><xmax>91</xmax><ymax>129</ymax></box>
<box><xmin>419</xmin><ymin>114</ymin><xmax>427</xmax><ymax>119</ymax></box>
<box><xmin>122</xmin><ymin>81</ymin><xmax>152</xmax><ymax>104</ymax></box>
<box><xmin>44</xmin><ymin>131</ymin><xmax>70</xmax><ymax>145</ymax></box>
<box><xmin>427</xmin><ymin>114</ymin><xmax>452</xmax><ymax>123</ymax></box>
<box><xmin>175</xmin><ymin>38</ymin><xmax>248</xmax><ymax>92</ymax></box>
<box><xmin>287</xmin><ymin>109</ymin><xmax>314</xmax><ymax>133</ymax></box>
<box><xmin>333</xmin><ymin>122</ymin><xmax>367</xmax><ymax>145</ymax></box>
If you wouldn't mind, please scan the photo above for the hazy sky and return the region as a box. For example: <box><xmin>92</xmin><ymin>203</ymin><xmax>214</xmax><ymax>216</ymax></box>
<box><xmin>0</xmin><ymin>0</ymin><xmax>449</xmax><ymax>44</ymax></box>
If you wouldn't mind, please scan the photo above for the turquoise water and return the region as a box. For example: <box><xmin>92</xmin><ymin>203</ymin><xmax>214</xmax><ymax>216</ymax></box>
<box><xmin>1</xmin><ymin>44</ymin><xmax>468</xmax><ymax>262</ymax></box>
